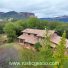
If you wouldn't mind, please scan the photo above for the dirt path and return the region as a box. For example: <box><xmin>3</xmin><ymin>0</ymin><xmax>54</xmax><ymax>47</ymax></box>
<box><xmin>0</xmin><ymin>43</ymin><xmax>19</xmax><ymax>68</ymax></box>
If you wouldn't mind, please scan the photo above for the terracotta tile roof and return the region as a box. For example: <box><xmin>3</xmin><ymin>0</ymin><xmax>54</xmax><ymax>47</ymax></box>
<box><xmin>50</xmin><ymin>33</ymin><xmax>68</xmax><ymax>48</ymax></box>
<box><xmin>50</xmin><ymin>33</ymin><xmax>61</xmax><ymax>44</ymax></box>
<box><xmin>22</xmin><ymin>28</ymin><xmax>55</xmax><ymax>37</ymax></box>
<box><xmin>18</xmin><ymin>34</ymin><xmax>38</xmax><ymax>44</ymax></box>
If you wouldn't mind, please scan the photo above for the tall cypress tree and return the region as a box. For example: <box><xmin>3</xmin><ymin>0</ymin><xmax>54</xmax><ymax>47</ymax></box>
<box><xmin>54</xmin><ymin>31</ymin><xmax>66</xmax><ymax>68</ymax></box>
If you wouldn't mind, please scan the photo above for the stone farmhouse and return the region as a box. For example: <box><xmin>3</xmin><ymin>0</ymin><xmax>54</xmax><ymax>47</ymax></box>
<box><xmin>18</xmin><ymin>28</ymin><xmax>68</xmax><ymax>49</ymax></box>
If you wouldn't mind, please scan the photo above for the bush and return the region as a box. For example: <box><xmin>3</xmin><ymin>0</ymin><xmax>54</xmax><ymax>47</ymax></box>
<box><xmin>34</xmin><ymin>42</ymin><xmax>42</xmax><ymax>51</ymax></box>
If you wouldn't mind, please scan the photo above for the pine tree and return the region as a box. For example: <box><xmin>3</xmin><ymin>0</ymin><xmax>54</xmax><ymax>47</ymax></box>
<box><xmin>54</xmin><ymin>31</ymin><xmax>66</xmax><ymax>68</ymax></box>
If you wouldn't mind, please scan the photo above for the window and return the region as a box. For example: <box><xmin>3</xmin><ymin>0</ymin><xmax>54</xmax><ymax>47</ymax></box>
<box><xmin>20</xmin><ymin>39</ymin><xmax>23</xmax><ymax>43</ymax></box>
<box><xmin>34</xmin><ymin>34</ymin><xmax>36</xmax><ymax>36</ymax></box>
<box><xmin>31</xmin><ymin>44</ymin><xmax>34</xmax><ymax>46</ymax></box>
<box><xmin>28</xmin><ymin>33</ymin><xmax>30</xmax><ymax>35</ymax></box>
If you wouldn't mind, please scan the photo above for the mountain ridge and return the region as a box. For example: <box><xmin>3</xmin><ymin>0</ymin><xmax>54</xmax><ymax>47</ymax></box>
<box><xmin>0</xmin><ymin>11</ymin><xmax>35</xmax><ymax>19</ymax></box>
<box><xmin>40</xmin><ymin>15</ymin><xmax>68</xmax><ymax>22</ymax></box>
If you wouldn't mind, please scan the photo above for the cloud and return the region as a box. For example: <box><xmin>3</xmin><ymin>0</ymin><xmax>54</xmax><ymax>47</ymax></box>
<box><xmin>0</xmin><ymin>0</ymin><xmax>68</xmax><ymax>18</ymax></box>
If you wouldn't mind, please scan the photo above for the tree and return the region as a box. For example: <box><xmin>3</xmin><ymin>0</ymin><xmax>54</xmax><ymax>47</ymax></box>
<box><xmin>0</xmin><ymin>22</ymin><xmax>5</xmax><ymax>34</ymax></box>
<box><xmin>53</xmin><ymin>31</ymin><xmax>66</xmax><ymax>68</ymax></box>
<box><xmin>27</xmin><ymin>17</ymin><xmax>40</xmax><ymax>28</ymax></box>
<box><xmin>14</xmin><ymin>20</ymin><xmax>24</xmax><ymax>36</ymax></box>
<box><xmin>34</xmin><ymin>42</ymin><xmax>42</xmax><ymax>51</ymax></box>
<box><xmin>39</xmin><ymin>27</ymin><xmax>53</xmax><ymax>68</ymax></box>
<box><xmin>3</xmin><ymin>22</ymin><xmax>16</xmax><ymax>42</ymax></box>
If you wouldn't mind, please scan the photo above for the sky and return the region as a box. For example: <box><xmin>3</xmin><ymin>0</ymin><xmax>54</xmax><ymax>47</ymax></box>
<box><xmin>0</xmin><ymin>0</ymin><xmax>68</xmax><ymax>18</ymax></box>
